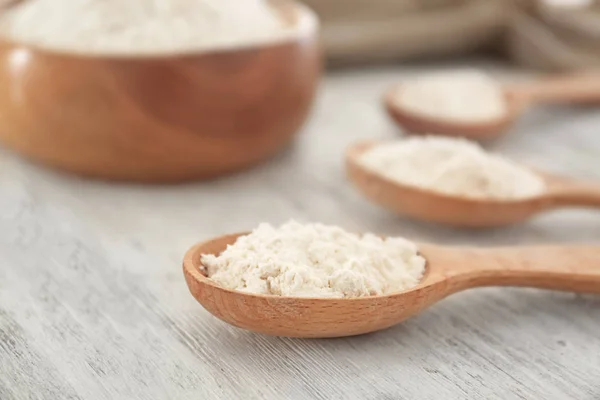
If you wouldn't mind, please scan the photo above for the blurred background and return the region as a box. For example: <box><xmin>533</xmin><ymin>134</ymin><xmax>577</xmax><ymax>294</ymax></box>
<box><xmin>307</xmin><ymin>0</ymin><xmax>600</xmax><ymax>71</ymax></box>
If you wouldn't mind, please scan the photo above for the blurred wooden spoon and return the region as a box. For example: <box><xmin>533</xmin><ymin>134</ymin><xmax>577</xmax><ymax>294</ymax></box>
<box><xmin>384</xmin><ymin>72</ymin><xmax>600</xmax><ymax>139</ymax></box>
<box><xmin>346</xmin><ymin>140</ymin><xmax>600</xmax><ymax>227</ymax></box>
<box><xmin>183</xmin><ymin>233</ymin><xmax>600</xmax><ymax>338</ymax></box>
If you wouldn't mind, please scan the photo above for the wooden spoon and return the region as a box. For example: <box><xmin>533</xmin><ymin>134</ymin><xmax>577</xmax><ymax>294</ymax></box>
<box><xmin>183</xmin><ymin>233</ymin><xmax>600</xmax><ymax>338</ymax></box>
<box><xmin>346</xmin><ymin>140</ymin><xmax>600</xmax><ymax>227</ymax></box>
<box><xmin>384</xmin><ymin>73</ymin><xmax>600</xmax><ymax>139</ymax></box>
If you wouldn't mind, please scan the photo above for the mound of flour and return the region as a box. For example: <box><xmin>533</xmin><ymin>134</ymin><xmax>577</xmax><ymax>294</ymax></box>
<box><xmin>393</xmin><ymin>70</ymin><xmax>507</xmax><ymax>123</ymax></box>
<box><xmin>359</xmin><ymin>136</ymin><xmax>546</xmax><ymax>200</ymax></box>
<box><xmin>0</xmin><ymin>0</ymin><xmax>311</xmax><ymax>54</ymax></box>
<box><xmin>202</xmin><ymin>220</ymin><xmax>426</xmax><ymax>298</ymax></box>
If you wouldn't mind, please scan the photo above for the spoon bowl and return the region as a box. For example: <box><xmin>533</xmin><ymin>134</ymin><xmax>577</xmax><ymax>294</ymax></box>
<box><xmin>346</xmin><ymin>140</ymin><xmax>600</xmax><ymax>227</ymax></box>
<box><xmin>183</xmin><ymin>233</ymin><xmax>600</xmax><ymax>338</ymax></box>
<box><xmin>384</xmin><ymin>85</ymin><xmax>527</xmax><ymax>140</ymax></box>
<box><xmin>183</xmin><ymin>233</ymin><xmax>439</xmax><ymax>338</ymax></box>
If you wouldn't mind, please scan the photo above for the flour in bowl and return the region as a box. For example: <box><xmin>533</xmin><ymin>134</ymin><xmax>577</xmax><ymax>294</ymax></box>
<box><xmin>393</xmin><ymin>70</ymin><xmax>507</xmax><ymax>123</ymax></box>
<box><xmin>359</xmin><ymin>136</ymin><xmax>546</xmax><ymax>200</ymax></box>
<box><xmin>201</xmin><ymin>220</ymin><xmax>426</xmax><ymax>298</ymax></box>
<box><xmin>0</xmin><ymin>0</ymin><xmax>314</xmax><ymax>54</ymax></box>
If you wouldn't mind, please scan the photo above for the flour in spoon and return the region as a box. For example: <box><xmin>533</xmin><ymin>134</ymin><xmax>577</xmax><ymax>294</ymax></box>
<box><xmin>393</xmin><ymin>70</ymin><xmax>507</xmax><ymax>123</ymax></box>
<box><xmin>202</xmin><ymin>221</ymin><xmax>426</xmax><ymax>298</ymax></box>
<box><xmin>359</xmin><ymin>136</ymin><xmax>546</xmax><ymax>200</ymax></box>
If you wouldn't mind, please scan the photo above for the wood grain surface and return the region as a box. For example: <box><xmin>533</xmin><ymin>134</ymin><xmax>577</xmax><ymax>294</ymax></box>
<box><xmin>1</xmin><ymin>60</ymin><xmax>600</xmax><ymax>399</ymax></box>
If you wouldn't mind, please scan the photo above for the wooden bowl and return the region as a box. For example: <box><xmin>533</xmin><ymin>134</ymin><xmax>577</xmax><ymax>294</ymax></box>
<box><xmin>0</xmin><ymin>1</ymin><xmax>321</xmax><ymax>182</ymax></box>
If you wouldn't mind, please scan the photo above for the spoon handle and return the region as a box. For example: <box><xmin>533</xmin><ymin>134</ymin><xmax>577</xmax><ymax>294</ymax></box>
<box><xmin>548</xmin><ymin>180</ymin><xmax>600</xmax><ymax>208</ymax></box>
<box><xmin>508</xmin><ymin>73</ymin><xmax>600</xmax><ymax>105</ymax></box>
<box><xmin>429</xmin><ymin>245</ymin><xmax>600</xmax><ymax>294</ymax></box>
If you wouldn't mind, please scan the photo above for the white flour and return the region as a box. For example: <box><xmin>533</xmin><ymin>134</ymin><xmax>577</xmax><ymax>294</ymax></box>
<box><xmin>0</xmin><ymin>0</ymin><xmax>314</xmax><ymax>54</ymax></box>
<box><xmin>202</xmin><ymin>221</ymin><xmax>426</xmax><ymax>298</ymax></box>
<box><xmin>394</xmin><ymin>70</ymin><xmax>507</xmax><ymax>123</ymax></box>
<box><xmin>359</xmin><ymin>136</ymin><xmax>546</xmax><ymax>200</ymax></box>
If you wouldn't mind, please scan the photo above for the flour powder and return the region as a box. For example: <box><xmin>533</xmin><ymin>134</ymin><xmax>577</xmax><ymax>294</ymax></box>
<box><xmin>394</xmin><ymin>70</ymin><xmax>507</xmax><ymax>123</ymax></box>
<box><xmin>202</xmin><ymin>220</ymin><xmax>426</xmax><ymax>298</ymax></box>
<box><xmin>359</xmin><ymin>136</ymin><xmax>546</xmax><ymax>200</ymax></box>
<box><xmin>0</xmin><ymin>0</ymin><xmax>314</xmax><ymax>54</ymax></box>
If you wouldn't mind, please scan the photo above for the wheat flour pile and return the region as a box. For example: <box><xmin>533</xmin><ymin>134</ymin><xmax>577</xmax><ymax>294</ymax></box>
<box><xmin>202</xmin><ymin>220</ymin><xmax>426</xmax><ymax>298</ymax></box>
<box><xmin>393</xmin><ymin>70</ymin><xmax>507</xmax><ymax>123</ymax></box>
<box><xmin>359</xmin><ymin>136</ymin><xmax>546</xmax><ymax>200</ymax></box>
<box><xmin>0</xmin><ymin>0</ymin><xmax>306</xmax><ymax>54</ymax></box>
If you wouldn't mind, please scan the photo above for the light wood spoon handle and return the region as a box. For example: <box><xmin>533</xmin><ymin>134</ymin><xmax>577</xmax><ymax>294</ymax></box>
<box><xmin>508</xmin><ymin>73</ymin><xmax>600</xmax><ymax>104</ymax></box>
<box><xmin>425</xmin><ymin>245</ymin><xmax>600</xmax><ymax>294</ymax></box>
<box><xmin>549</xmin><ymin>180</ymin><xmax>600</xmax><ymax>208</ymax></box>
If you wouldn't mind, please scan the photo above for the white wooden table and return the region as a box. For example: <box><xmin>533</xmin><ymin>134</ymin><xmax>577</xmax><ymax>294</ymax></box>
<box><xmin>1</xmin><ymin>60</ymin><xmax>600</xmax><ymax>399</ymax></box>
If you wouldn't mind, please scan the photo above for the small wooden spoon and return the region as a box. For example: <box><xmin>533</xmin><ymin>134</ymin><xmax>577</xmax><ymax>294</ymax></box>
<box><xmin>384</xmin><ymin>73</ymin><xmax>600</xmax><ymax>139</ymax></box>
<box><xmin>183</xmin><ymin>233</ymin><xmax>600</xmax><ymax>338</ymax></box>
<box><xmin>346</xmin><ymin>140</ymin><xmax>600</xmax><ymax>227</ymax></box>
